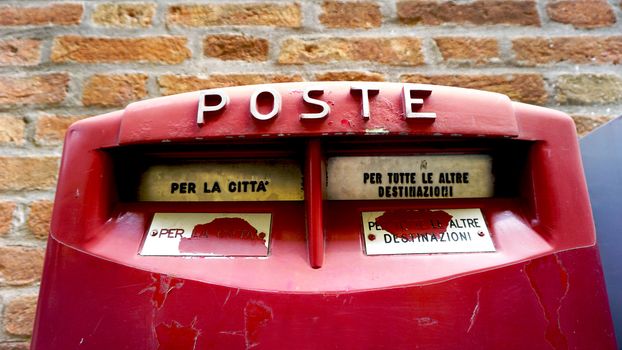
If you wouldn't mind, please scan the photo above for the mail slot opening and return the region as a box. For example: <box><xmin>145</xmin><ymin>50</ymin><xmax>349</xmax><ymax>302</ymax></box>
<box><xmin>110</xmin><ymin>140</ymin><xmax>307</xmax><ymax>257</ymax></box>
<box><xmin>106</xmin><ymin>136</ymin><xmax>533</xmax><ymax>259</ymax></box>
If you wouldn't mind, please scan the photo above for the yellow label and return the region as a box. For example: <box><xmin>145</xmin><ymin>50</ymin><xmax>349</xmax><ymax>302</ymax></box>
<box><xmin>138</xmin><ymin>161</ymin><xmax>303</xmax><ymax>201</ymax></box>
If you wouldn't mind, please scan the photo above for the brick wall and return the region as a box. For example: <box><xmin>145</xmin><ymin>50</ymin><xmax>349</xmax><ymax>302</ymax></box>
<box><xmin>0</xmin><ymin>0</ymin><xmax>620</xmax><ymax>346</ymax></box>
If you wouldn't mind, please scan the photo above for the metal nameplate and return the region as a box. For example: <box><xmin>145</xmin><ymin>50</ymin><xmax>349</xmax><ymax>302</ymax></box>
<box><xmin>327</xmin><ymin>155</ymin><xmax>493</xmax><ymax>200</ymax></box>
<box><xmin>140</xmin><ymin>213</ymin><xmax>272</xmax><ymax>257</ymax></box>
<box><xmin>139</xmin><ymin>161</ymin><xmax>303</xmax><ymax>201</ymax></box>
<box><xmin>362</xmin><ymin>208</ymin><xmax>495</xmax><ymax>255</ymax></box>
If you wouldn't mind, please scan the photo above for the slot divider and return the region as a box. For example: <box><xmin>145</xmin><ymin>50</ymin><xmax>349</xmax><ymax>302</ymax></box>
<box><xmin>305</xmin><ymin>139</ymin><xmax>325</xmax><ymax>269</ymax></box>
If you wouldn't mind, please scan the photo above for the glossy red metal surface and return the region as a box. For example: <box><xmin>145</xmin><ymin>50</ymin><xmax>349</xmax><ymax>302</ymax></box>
<box><xmin>32</xmin><ymin>83</ymin><xmax>615</xmax><ymax>349</ymax></box>
<box><xmin>305</xmin><ymin>139</ymin><xmax>324</xmax><ymax>269</ymax></box>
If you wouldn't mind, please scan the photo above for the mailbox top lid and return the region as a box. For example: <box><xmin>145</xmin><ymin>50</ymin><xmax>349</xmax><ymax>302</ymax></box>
<box><xmin>116</xmin><ymin>82</ymin><xmax>520</xmax><ymax>144</ymax></box>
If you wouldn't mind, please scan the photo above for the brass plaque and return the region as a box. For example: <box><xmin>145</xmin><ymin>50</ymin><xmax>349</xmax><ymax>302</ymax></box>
<box><xmin>326</xmin><ymin>155</ymin><xmax>494</xmax><ymax>200</ymax></box>
<box><xmin>139</xmin><ymin>161</ymin><xmax>303</xmax><ymax>201</ymax></box>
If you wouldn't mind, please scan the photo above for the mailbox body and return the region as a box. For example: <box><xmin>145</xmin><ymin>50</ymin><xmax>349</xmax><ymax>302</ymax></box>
<box><xmin>32</xmin><ymin>83</ymin><xmax>615</xmax><ymax>349</ymax></box>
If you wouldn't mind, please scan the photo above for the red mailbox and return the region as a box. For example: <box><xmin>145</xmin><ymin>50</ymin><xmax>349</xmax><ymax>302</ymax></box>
<box><xmin>32</xmin><ymin>82</ymin><xmax>615</xmax><ymax>349</ymax></box>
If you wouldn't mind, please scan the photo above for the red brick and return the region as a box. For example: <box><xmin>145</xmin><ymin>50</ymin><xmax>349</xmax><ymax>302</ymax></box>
<box><xmin>27</xmin><ymin>200</ymin><xmax>53</xmax><ymax>240</ymax></box>
<box><xmin>0</xmin><ymin>74</ymin><xmax>68</xmax><ymax>106</ymax></box>
<box><xmin>0</xmin><ymin>342</ymin><xmax>30</xmax><ymax>350</ymax></box>
<box><xmin>320</xmin><ymin>1</ymin><xmax>382</xmax><ymax>29</ymax></box>
<box><xmin>51</xmin><ymin>36</ymin><xmax>190</xmax><ymax>64</ymax></box>
<box><xmin>279</xmin><ymin>37</ymin><xmax>423</xmax><ymax>66</ymax></box>
<box><xmin>0</xmin><ymin>3</ymin><xmax>82</xmax><ymax>26</ymax></box>
<box><xmin>513</xmin><ymin>36</ymin><xmax>622</xmax><ymax>65</ymax></box>
<box><xmin>0</xmin><ymin>202</ymin><xmax>15</xmax><ymax>236</ymax></box>
<box><xmin>0</xmin><ymin>39</ymin><xmax>40</xmax><ymax>66</ymax></box>
<box><xmin>204</xmin><ymin>35</ymin><xmax>268</xmax><ymax>61</ymax></box>
<box><xmin>35</xmin><ymin>115</ymin><xmax>85</xmax><ymax>145</ymax></box>
<box><xmin>3</xmin><ymin>295</ymin><xmax>38</xmax><ymax>336</ymax></box>
<box><xmin>167</xmin><ymin>3</ymin><xmax>301</xmax><ymax>27</ymax></box>
<box><xmin>0</xmin><ymin>115</ymin><xmax>25</xmax><ymax>145</ymax></box>
<box><xmin>0</xmin><ymin>247</ymin><xmax>45</xmax><ymax>285</ymax></box>
<box><xmin>397</xmin><ymin>0</ymin><xmax>540</xmax><ymax>26</ymax></box>
<box><xmin>83</xmin><ymin>74</ymin><xmax>148</xmax><ymax>107</ymax></box>
<box><xmin>547</xmin><ymin>0</ymin><xmax>616</xmax><ymax>28</ymax></box>
<box><xmin>435</xmin><ymin>37</ymin><xmax>499</xmax><ymax>64</ymax></box>
<box><xmin>0</xmin><ymin>157</ymin><xmax>59</xmax><ymax>191</ymax></box>
<box><xmin>315</xmin><ymin>71</ymin><xmax>385</xmax><ymax>81</ymax></box>
<box><xmin>400</xmin><ymin>73</ymin><xmax>548</xmax><ymax>105</ymax></box>
<box><xmin>158</xmin><ymin>74</ymin><xmax>304</xmax><ymax>96</ymax></box>
<box><xmin>572</xmin><ymin>115</ymin><xmax>614</xmax><ymax>136</ymax></box>
<box><xmin>93</xmin><ymin>3</ymin><xmax>156</xmax><ymax>28</ymax></box>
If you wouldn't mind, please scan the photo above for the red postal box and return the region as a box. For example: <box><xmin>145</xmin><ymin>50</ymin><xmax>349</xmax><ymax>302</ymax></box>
<box><xmin>32</xmin><ymin>82</ymin><xmax>615</xmax><ymax>349</ymax></box>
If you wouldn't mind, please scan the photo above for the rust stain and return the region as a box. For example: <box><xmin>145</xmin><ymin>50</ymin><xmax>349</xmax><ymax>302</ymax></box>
<box><xmin>244</xmin><ymin>301</ymin><xmax>273</xmax><ymax>349</ymax></box>
<box><xmin>155</xmin><ymin>319</ymin><xmax>199</xmax><ymax>350</ymax></box>
<box><xmin>140</xmin><ymin>274</ymin><xmax>185</xmax><ymax>309</ymax></box>
<box><xmin>525</xmin><ymin>255</ymin><xmax>570</xmax><ymax>350</ymax></box>
<box><xmin>375</xmin><ymin>209</ymin><xmax>453</xmax><ymax>238</ymax></box>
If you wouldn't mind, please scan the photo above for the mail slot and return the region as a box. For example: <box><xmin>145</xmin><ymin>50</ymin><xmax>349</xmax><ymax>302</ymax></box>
<box><xmin>32</xmin><ymin>82</ymin><xmax>615</xmax><ymax>349</ymax></box>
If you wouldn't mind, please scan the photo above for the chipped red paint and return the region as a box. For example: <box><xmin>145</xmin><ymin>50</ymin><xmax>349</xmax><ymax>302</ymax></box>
<box><xmin>375</xmin><ymin>209</ymin><xmax>453</xmax><ymax>238</ymax></box>
<box><xmin>179</xmin><ymin>217</ymin><xmax>267</xmax><ymax>255</ymax></box>
<box><xmin>155</xmin><ymin>320</ymin><xmax>199</xmax><ymax>350</ymax></box>
<box><xmin>525</xmin><ymin>255</ymin><xmax>571</xmax><ymax>350</ymax></box>
<box><xmin>190</xmin><ymin>218</ymin><xmax>265</xmax><ymax>242</ymax></box>
<box><xmin>140</xmin><ymin>274</ymin><xmax>185</xmax><ymax>309</ymax></box>
<box><xmin>244</xmin><ymin>301</ymin><xmax>273</xmax><ymax>349</ymax></box>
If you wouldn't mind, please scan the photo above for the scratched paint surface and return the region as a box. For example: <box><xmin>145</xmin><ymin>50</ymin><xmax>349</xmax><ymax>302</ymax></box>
<box><xmin>141</xmin><ymin>213</ymin><xmax>272</xmax><ymax>256</ymax></box>
<box><xmin>362</xmin><ymin>208</ymin><xmax>495</xmax><ymax>255</ymax></box>
<box><xmin>31</xmin><ymin>240</ymin><xmax>616</xmax><ymax>349</ymax></box>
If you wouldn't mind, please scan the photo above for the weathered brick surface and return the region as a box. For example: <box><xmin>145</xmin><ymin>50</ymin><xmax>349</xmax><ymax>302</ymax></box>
<box><xmin>315</xmin><ymin>71</ymin><xmax>385</xmax><ymax>81</ymax></box>
<box><xmin>0</xmin><ymin>3</ymin><xmax>82</xmax><ymax>26</ymax></box>
<box><xmin>547</xmin><ymin>0</ymin><xmax>616</xmax><ymax>28</ymax></box>
<box><xmin>556</xmin><ymin>74</ymin><xmax>622</xmax><ymax>105</ymax></box>
<box><xmin>204</xmin><ymin>35</ymin><xmax>268</xmax><ymax>61</ymax></box>
<box><xmin>435</xmin><ymin>37</ymin><xmax>499</xmax><ymax>64</ymax></box>
<box><xmin>0</xmin><ymin>157</ymin><xmax>59</xmax><ymax>191</ymax></box>
<box><xmin>167</xmin><ymin>3</ymin><xmax>301</xmax><ymax>27</ymax></box>
<box><xmin>320</xmin><ymin>1</ymin><xmax>382</xmax><ymax>29</ymax></box>
<box><xmin>572</xmin><ymin>115</ymin><xmax>614</xmax><ymax>136</ymax></box>
<box><xmin>401</xmin><ymin>74</ymin><xmax>548</xmax><ymax>105</ymax></box>
<box><xmin>27</xmin><ymin>201</ymin><xmax>53</xmax><ymax>240</ymax></box>
<box><xmin>0</xmin><ymin>116</ymin><xmax>25</xmax><ymax>146</ymax></box>
<box><xmin>34</xmin><ymin>115</ymin><xmax>85</xmax><ymax>145</ymax></box>
<box><xmin>0</xmin><ymin>202</ymin><xmax>15</xmax><ymax>236</ymax></box>
<box><xmin>82</xmin><ymin>74</ymin><xmax>148</xmax><ymax>107</ymax></box>
<box><xmin>397</xmin><ymin>0</ymin><xmax>540</xmax><ymax>26</ymax></box>
<box><xmin>279</xmin><ymin>37</ymin><xmax>423</xmax><ymax>65</ymax></box>
<box><xmin>93</xmin><ymin>3</ymin><xmax>156</xmax><ymax>28</ymax></box>
<box><xmin>0</xmin><ymin>247</ymin><xmax>45</xmax><ymax>286</ymax></box>
<box><xmin>0</xmin><ymin>40</ymin><xmax>40</xmax><ymax>66</ymax></box>
<box><xmin>51</xmin><ymin>36</ymin><xmax>190</xmax><ymax>64</ymax></box>
<box><xmin>3</xmin><ymin>295</ymin><xmax>38</xmax><ymax>336</ymax></box>
<box><xmin>0</xmin><ymin>342</ymin><xmax>30</xmax><ymax>350</ymax></box>
<box><xmin>513</xmin><ymin>37</ymin><xmax>622</xmax><ymax>65</ymax></box>
<box><xmin>0</xmin><ymin>74</ymin><xmax>68</xmax><ymax>106</ymax></box>
<box><xmin>159</xmin><ymin>74</ymin><xmax>304</xmax><ymax>95</ymax></box>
